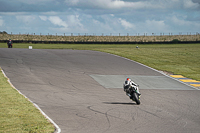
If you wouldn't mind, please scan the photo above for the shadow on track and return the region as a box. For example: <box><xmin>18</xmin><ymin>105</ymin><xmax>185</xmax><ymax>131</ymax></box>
<box><xmin>103</xmin><ymin>102</ymin><xmax>137</xmax><ymax>105</ymax></box>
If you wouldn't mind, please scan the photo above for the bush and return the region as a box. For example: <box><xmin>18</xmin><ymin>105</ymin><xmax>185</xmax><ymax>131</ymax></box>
<box><xmin>172</xmin><ymin>39</ymin><xmax>179</xmax><ymax>44</ymax></box>
<box><xmin>0</xmin><ymin>31</ymin><xmax>8</xmax><ymax>34</ymax></box>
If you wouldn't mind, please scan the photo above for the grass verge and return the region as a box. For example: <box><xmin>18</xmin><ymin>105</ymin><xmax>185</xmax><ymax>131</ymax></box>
<box><xmin>0</xmin><ymin>68</ymin><xmax>55</xmax><ymax>132</ymax></box>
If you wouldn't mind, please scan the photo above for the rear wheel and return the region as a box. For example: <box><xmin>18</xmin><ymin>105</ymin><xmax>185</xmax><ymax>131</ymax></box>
<box><xmin>133</xmin><ymin>92</ymin><xmax>140</xmax><ymax>105</ymax></box>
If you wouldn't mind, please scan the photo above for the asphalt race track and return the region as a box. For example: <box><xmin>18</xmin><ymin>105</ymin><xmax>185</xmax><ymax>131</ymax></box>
<box><xmin>0</xmin><ymin>48</ymin><xmax>200</xmax><ymax>133</ymax></box>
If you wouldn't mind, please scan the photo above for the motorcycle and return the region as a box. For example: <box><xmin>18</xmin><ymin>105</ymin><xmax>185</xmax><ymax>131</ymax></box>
<box><xmin>7</xmin><ymin>39</ymin><xmax>13</xmax><ymax>48</ymax></box>
<box><xmin>124</xmin><ymin>79</ymin><xmax>141</xmax><ymax>105</ymax></box>
<box><xmin>127</xmin><ymin>85</ymin><xmax>140</xmax><ymax>105</ymax></box>
<box><xmin>8</xmin><ymin>44</ymin><xmax>12</xmax><ymax>48</ymax></box>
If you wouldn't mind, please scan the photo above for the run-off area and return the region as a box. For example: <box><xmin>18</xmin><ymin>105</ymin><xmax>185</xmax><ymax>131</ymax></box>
<box><xmin>90</xmin><ymin>75</ymin><xmax>196</xmax><ymax>90</ymax></box>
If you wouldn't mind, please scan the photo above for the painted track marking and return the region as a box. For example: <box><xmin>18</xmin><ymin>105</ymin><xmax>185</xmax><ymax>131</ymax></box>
<box><xmin>170</xmin><ymin>75</ymin><xmax>200</xmax><ymax>89</ymax></box>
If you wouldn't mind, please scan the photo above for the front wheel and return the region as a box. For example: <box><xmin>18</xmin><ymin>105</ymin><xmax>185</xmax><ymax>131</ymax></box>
<box><xmin>8</xmin><ymin>45</ymin><xmax>12</xmax><ymax>48</ymax></box>
<box><xmin>133</xmin><ymin>92</ymin><xmax>140</xmax><ymax>105</ymax></box>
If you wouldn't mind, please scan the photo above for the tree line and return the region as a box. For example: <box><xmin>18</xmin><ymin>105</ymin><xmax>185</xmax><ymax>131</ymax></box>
<box><xmin>0</xmin><ymin>31</ymin><xmax>8</xmax><ymax>34</ymax></box>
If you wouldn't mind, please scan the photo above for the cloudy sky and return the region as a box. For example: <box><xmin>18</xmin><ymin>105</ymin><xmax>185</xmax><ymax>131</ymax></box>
<box><xmin>0</xmin><ymin>0</ymin><xmax>200</xmax><ymax>35</ymax></box>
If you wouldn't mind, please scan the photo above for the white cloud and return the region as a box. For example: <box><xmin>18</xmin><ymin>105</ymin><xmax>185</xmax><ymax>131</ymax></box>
<box><xmin>183</xmin><ymin>0</ymin><xmax>199</xmax><ymax>8</ymax></box>
<box><xmin>92</xmin><ymin>19</ymin><xmax>113</xmax><ymax>33</ymax></box>
<box><xmin>171</xmin><ymin>16</ymin><xmax>186</xmax><ymax>25</ymax></box>
<box><xmin>16</xmin><ymin>15</ymin><xmax>36</xmax><ymax>24</ymax></box>
<box><xmin>17</xmin><ymin>0</ymin><xmax>53</xmax><ymax>5</ymax></box>
<box><xmin>39</xmin><ymin>15</ymin><xmax>86</xmax><ymax>33</ymax></box>
<box><xmin>66</xmin><ymin>15</ymin><xmax>87</xmax><ymax>32</ymax></box>
<box><xmin>146</xmin><ymin>20</ymin><xmax>166</xmax><ymax>28</ymax></box>
<box><xmin>171</xmin><ymin>15</ymin><xmax>200</xmax><ymax>27</ymax></box>
<box><xmin>109</xmin><ymin>0</ymin><xmax>159</xmax><ymax>9</ymax></box>
<box><xmin>67</xmin><ymin>15</ymin><xmax>82</xmax><ymax>27</ymax></box>
<box><xmin>0</xmin><ymin>12</ymin><xmax>29</xmax><ymax>16</ymax></box>
<box><xmin>64</xmin><ymin>0</ymin><xmax>199</xmax><ymax>10</ymax></box>
<box><xmin>143</xmin><ymin>19</ymin><xmax>170</xmax><ymax>33</ymax></box>
<box><xmin>40</xmin><ymin>11</ymin><xmax>60</xmax><ymax>16</ymax></box>
<box><xmin>65</xmin><ymin>0</ymin><xmax>79</xmax><ymax>5</ymax></box>
<box><xmin>48</xmin><ymin>16</ymin><xmax>68</xmax><ymax>28</ymax></box>
<box><xmin>118</xmin><ymin>18</ymin><xmax>135</xmax><ymax>30</ymax></box>
<box><xmin>39</xmin><ymin>16</ymin><xmax>47</xmax><ymax>21</ymax></box>
<box><xmin>157</xmin><ymin>0</ymin><xmax>199</xmax><ymax>9</ymax></box>
<box><xmin>107</xmin><ymin>0</ymin><xmax>162</xmax><ymax>9</ymax></box>
<box><xmin>64</xmin><ymin>0</ymin><xmax>164</xmax><ymax>9</ymax></box>
<box><xmin>110</xmin><ymin>14</ymin><xmax>114</xmax><ymax>17</ymax></box>
<box><xmin>105</xmin><ymin>0</ymin><xmax>129</xmax><ymax>9</ymax></box>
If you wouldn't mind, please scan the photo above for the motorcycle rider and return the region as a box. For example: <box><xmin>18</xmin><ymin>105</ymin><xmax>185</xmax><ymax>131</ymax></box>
<box><xmin>7</xmin><ymin>39</ymin><xmax>13</xmax><ymax>48</ymax></box>
<box><xmin>123</xmin><ymin>78</ymin><xmax>141</xmax><ymax>98</ymax></box>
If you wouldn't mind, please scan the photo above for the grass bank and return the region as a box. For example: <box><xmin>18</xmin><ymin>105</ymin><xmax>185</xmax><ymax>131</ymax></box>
<box><xmin>0</xmin><ymin>68</ymin><xmax>55</xmax><ymax>132</ymax></box>
<box><xmin>1</xmin><ymin>34</ymin><xmax>200</xmax><ymax>42</ymax></box>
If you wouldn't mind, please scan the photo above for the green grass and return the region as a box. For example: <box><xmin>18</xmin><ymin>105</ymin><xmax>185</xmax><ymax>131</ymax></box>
<box><xmin>0</xmin><ymin>68</ymin><xmax>55</xmax><ymax>132</ymax></box>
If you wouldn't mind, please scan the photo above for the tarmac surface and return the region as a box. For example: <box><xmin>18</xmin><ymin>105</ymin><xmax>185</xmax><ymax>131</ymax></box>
<box><xmin>0</xmin><ymin>48</ymin><xmax>200</xmax><ymax>133</ymax></box>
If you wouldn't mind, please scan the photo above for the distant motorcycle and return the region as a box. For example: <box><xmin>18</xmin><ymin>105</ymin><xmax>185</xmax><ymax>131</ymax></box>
<box><xmin>123</xmin><ymin>78</ymin><xmax>141</xmax><ymax>105</ymax></box>
<box><xmin>7</xmin><ymin>39</ymin><xmax>13</xmax><ymax>48</ymax></box>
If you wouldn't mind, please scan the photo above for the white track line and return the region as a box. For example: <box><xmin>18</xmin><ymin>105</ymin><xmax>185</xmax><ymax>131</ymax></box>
<box><xmin>1</xmin><ymin>68</ymin><xmax>61</xmax><ymax>133</ymax></box>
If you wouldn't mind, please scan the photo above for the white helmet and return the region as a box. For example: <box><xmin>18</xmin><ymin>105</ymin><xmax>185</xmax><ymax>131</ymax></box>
<box><xmin>123</xmin><ymin>78</ymin><xmax>131</xmax><ymax>89</ymax></box>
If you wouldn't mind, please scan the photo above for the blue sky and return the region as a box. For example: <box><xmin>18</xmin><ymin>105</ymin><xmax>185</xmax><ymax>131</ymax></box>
<box><xmin>0</xmin><ymin>0</ymin><xmax>200</xmax><ymax>35</ymax></box>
